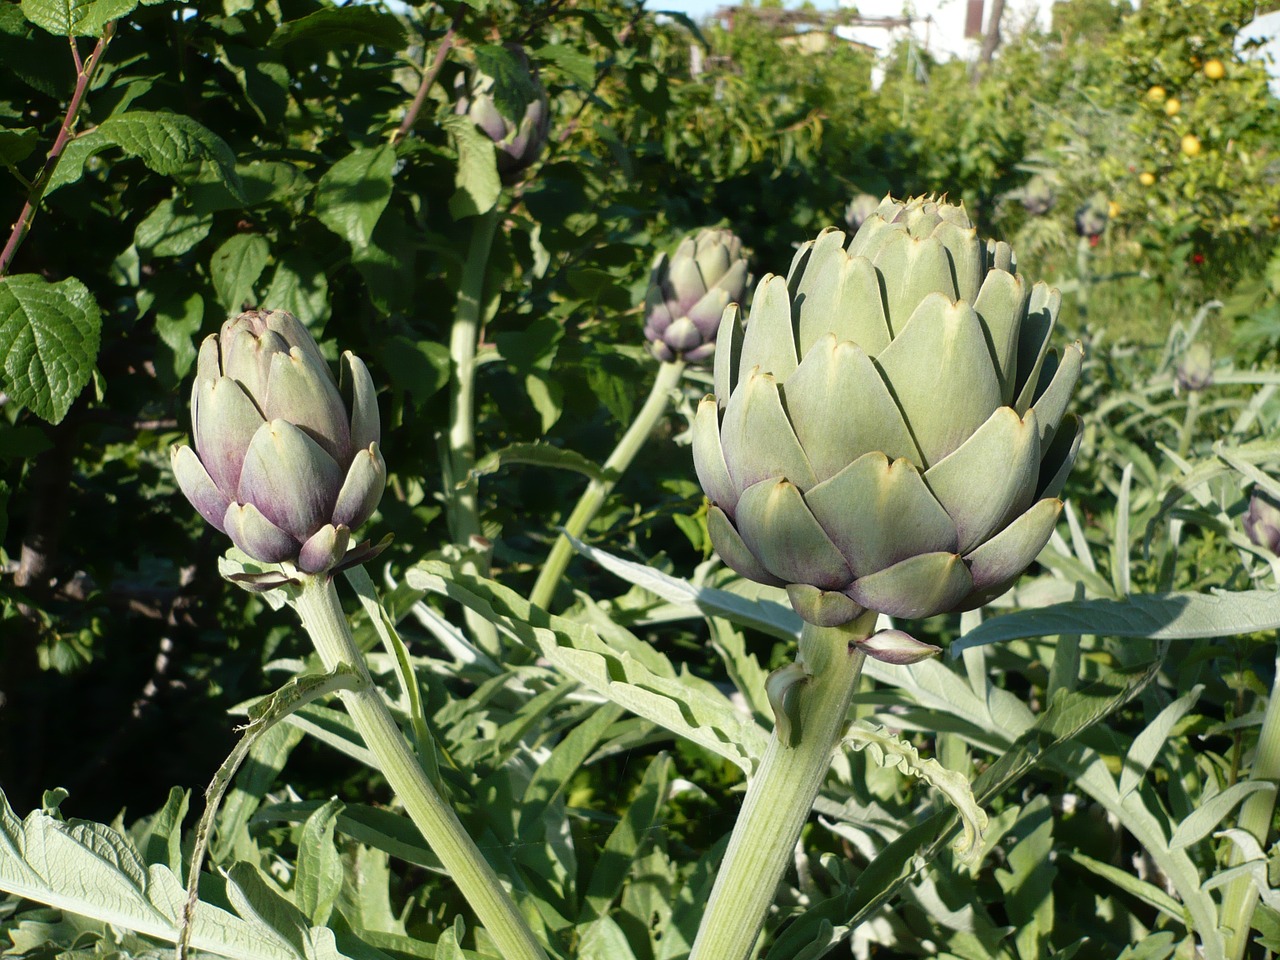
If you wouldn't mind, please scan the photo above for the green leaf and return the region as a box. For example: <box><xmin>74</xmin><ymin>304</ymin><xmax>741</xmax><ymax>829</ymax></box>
<box><xmin>471</xmin><ymin>44</ymin><xmax>536</xmax><ymax>120</ymax></box>
<box><xmin>44</xmin><ymin>130</ymin><xmax>114</xmax><ymax>193</ymax></box>
<box><xmin>211</xmin><ymin>234</ymin><xmax>270</xmax><ymax>312</ymax></box>
<box><xmin>1119</xmin><ymin>684</ymin><xmax>1203</xmax><ymax>799</ymax></box>
<box><xmin>95</xmin><ymin>112</ymin><xmax>245</xmax><ymax>198</ymax></box>
<box><xmin>0</xmin><ymin>127</ymin><xmax>39</xmax><ymax>165</ymax></box>
<box><xmin>135</xmin><ymin>198</ymin><xmax>213</xmax><ymax>257</ymax></box>
<box><xmin>1061</xmin><ymin>851</ymin><xmax>1184</xmax><ymax>921</ymax></box>
<box><xmin>582</xmin><ymin>752</ymin><xmax>670</xmax><ymax>919</ymax></box>
<box><xmin>21</xmin><ymin>0</ymin><xmax>136</xmax><ymax>36</ymax></box>
<box><xmin>525</xmin><ymin>372</ymin><xmax>562</xmax><ymax>433</ymax></box>
<box><xmin>293</xmin><ymin>798</ymin><xmax>343</xmax><ymax>926</ymax></box>
<box><xmin>535</xmin><ymin>42</ymin><xmax>596</xmax><ymax>89</ymax></box>
<box><xmin>842</xmin><ymin>721</ymin><xmax>988</xmax><ymax>862</ymax></box>
<box><xmin>951</xmin><ymin>590</ymin><xmax>1280</xmax><ymax>654</ymax></box>
<box><xmin>261</xmin><ymin>251</ymin><xmax>330</xmax><ymax>330</ymax></box>
<box><xmin>352</xmin><ymin>205</ymin><xmax>415</xmax><ymax>314</ymax></box>
<box><xmin>443</xmin><ymin>115</ymin><xmax>500</xmax><ymax>219</ymax></box>
<box><xmin>268</xmin><ymin>6</ymin><xmax>407</xmax><ymax>50</ymax></box>
<box><xmin>0</xmin><ymin>273</ymin><xmax>101</xmax><ymax>424</ymax></box>
<box><xmin>576</xmin><ymin>915</ymin><xmax>639</xmax><ymax>960</ymax></box>
<box><xmin>376</xmin><ymin>335</ymin><xmax>450</xmax><ymax>405</ymax></box>
<box><xmin>470</xmin><ymin>442</ymin><xmax>606</xmax><ymax>485</ymax></box>
<box><xmin>1169</xmin><ymin>780</ymin><xmax>1274</xmax><ymax>850</ymax></box>
<box><xmin>0</xmin><ymin>789</ymin><xmax>327</xmax><ymax>960</ymax></box>
<box><xmin>315</xmin><ymin>146</ymin><xmax>396</xmax><ymax>252</ymax></box>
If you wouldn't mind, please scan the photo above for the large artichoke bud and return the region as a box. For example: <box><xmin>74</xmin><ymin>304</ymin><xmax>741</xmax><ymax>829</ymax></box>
<box><xmin>692</xmin><ymin>196</ymin><xmax>1083</xmax><ymax>627</ymax></box>
<box><xmin>644</xmin><ymin>228</ymin><xmax>749</xmax><ymax>362</ymax></box>
<box><xmin>171</xmin><ymin>309</ymin><xmax>387</xmax><ymax>577</ymax></box>
<box><xmin>455</xmin><ymin>45</ymin><xmax>551</xmax><ymax>184</ymax></box>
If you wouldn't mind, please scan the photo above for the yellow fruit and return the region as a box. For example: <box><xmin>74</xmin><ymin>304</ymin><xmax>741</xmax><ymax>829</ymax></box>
<box><xmin>1146</xmin><ymin>85</ymin><xmax>1167</xmax><ymax>101</ymax></box>
<box><xmin>1139</xmin><ymin>171</ymin><xmax>1156</xmax><ymax>186</ymax></box>
<box><xmin>1108</xmin><ymin>200</ymin><xmax>1121</xmax><ymax>218</ymax></box>
<box><xmin>1203</xmin><ymin>59</ymin><xmax>1225</xmax><ymax>80</ymax></box>
<box><xmin>1181</xmin><ymin>134</ymin><xmax>1202</xmax><ymax>156</ymax></box>
<box><xmin>1164</xmin><ymin>98</ymin><xmax>1181</xmax><ymax>116</ymax></box>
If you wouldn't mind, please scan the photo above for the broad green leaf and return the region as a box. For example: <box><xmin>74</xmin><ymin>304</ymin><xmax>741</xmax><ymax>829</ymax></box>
<box><xmin>576</xmin><ymin>914</ymin><xmax>638</xmax><ymax>960</ymax></box>
<box><xmin>44</xmin><ymin>130</ymin><xmax>114</xmax><ymax>193</ymax></box>
<box><xmin>535</xmin><ymin>42</ymin><xmax>596</xmax><ymax>89</ymax></box>
<box><xmin>293</xmin><ymin>798</ymin><xmax>343</xmax><ymax>927</ymax></box>
<box><xmin>1169</xmin><ymin>781</ymin><xmax>1274</xmax><ymax>850</ymax></box>
<box><xmin>471</xmin><ymin>442</ymin><xmax>606</xmax><ymax>485</ymax></box>
<box><xmin>1062</xmin><ymin>851</ymin><xmax>1184</xmax><ymax>921</ymax></box>
<box><xmin>843</xmin><ymin>721</ymin><xmax>988</xmax><ymax>861</ymax></box>
<box><xmin>0</xmin><ymin>127</ymin><xmax>39</xmax><ymax>165</ymax></box>
<box><xmin>582</xmin><ymin>753</ymin><xmax>671</xmax><ymax>919</ymax></box>
<box><xmin>471</xmin><ymin>44</ymin><xmax>536</xmax><ymax>120</ymax></box>
<box><xmin>95</xmin><ymin>112</ymin><xmax>245</xmax><ymax>198</ymax></box>
<box><xmin>150</xmin><ymin>285</ymin><xmax>205</xmax><ymax>385</ymax></box>
<box><xmin>1119</xmin><ymin>684</ymin><xmax>1203</xmax><ymax>799</ymax></box>
<box><xmin>0</xmin><ymin>273</ymin><xmax>101</xmax><ymax>424</ymax></box>
<box><xmin>525</xmin><ymin>372</ymin><xmax>562</xmax><ymax>433</ymax></box>
<box><xmin>21</xmin><ymin>0</ymin><xmax>136</xmax><ymax>36</ymax></box>
<box><xmin>261</xmin><ymin>251</ymin><xmax>330</xmax><ymax>329</ymax></box>
<box><xmin>0</xmin><ymin>790</ymin><xmax>325</xmax><ymax>960</ymax></box>
<box><xmin>376</xmin><ymin>335</ymin><xmax>450</xmax><ymax>405</ymax></box>
<box><xmin>211</xmin><ymin>234</ymin><xmax>270</xmax><ymax>312</ymax></box>
<box><xmin>519</xmin><ymin>703</ymin><xmax>625</xmax><ymax>839</ymax></box>
<box><xmin>352</xmin><ymin>206</ymin><xmax>416</xmax><ymax>315</ymax></box>
<box><xmin>135</xmin><ymin>198</ymin><xmax>213</xmax><ymax>257</ymax></box>
<box><xmin>315</xmin><ymin>146</ymin><xmax>396</xmax><ymax>252</ymax></box>
<box><xmin>443</xmin><ymin>115</ymin><xmax>500</xmax><ymax>219</ymax></box>
<box><xmin>434</xmin><ymin>917</ymin><xmax>467</xmax><ymax>960</ymax></box>
<box><xmin>136</xmin><ymin>787</ymin><xmax>190</xmax><ymax>880</ymax></box>
<box><xmin>268</xmin><ymin>6</ymin><xmax>407</xmax><ymax>49</ymax></box>
<box><xmin>951</xmin><ymin>590</ymin><xmax>1280</xmax><ymax>654</ymax></box>
<box><xmin>994</xmin><ymin>796</ymin><xmax>1055</xmax><ymax>960</ymax></box>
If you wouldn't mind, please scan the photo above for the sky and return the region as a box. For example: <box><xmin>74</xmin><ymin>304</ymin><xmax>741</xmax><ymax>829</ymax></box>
<box><xmin>651</xmin><ymin>0</ymin><xmax>843</xmax><ymax>20</ymax></box>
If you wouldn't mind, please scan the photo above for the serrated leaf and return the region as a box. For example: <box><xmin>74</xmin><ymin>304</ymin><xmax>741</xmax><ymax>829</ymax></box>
<box><xmin>951</xmin><ymin>590</ymin><xmax>1280</xmax><ymax>654</ymax></box>
<box><xmin>314</xmin><ymin>146</ymin><xmax>396</xmax><ymax>252</ymax></box>
<box><xmin>95</xmin><ymin>112</ymin><xmax>244</xmax><ymax>198</ymax></box>
<box><xmin>843</xmin><ymin>721</ymin><xmax>988</xmax><ymax>861</ymax></box>
<box><xmin>293</xmin><ymin>799</ymin><xmax>343</xmax><ymax>927</ymax></box>
<box><xmin>470</xmin><ymin>442</ymin><xmax>606</xmax><ymax>485</ymax></box>
<box><xmin>1169</xmin><ymin>781</ymin><xmax>1274</xmax><ymax>850</ymax></box>
<box><xmin>442</xmin><ymin>115</ymin><xmax>500</xmax><ymax>219</ymax></box>
<box><xmin>0</xmin><ymin>274</ymin><xmax>101</xmax><ymax>424</ymax></box>
<box><xmin>1119</xmin><ymin>684</ymin><xmax>1203</xmax><ymax>799</ymax></box>
<box><xmin>44</xmin><ymin>130</ymin><xmax>114</xmax><ymax>193</ymax></box>
<box><xmin>135</xmin><ymin>198</ymin><xmax>213</xmax><ymax>257</ymax></box>
<box><xmin>21</xmin><ymin>0</ymin><xmax>136</xmax><ymax>36</ymax></box>
<box><xmin>471</xmin><ymin>44</ymin><xmax>536</xmax><ymax>119</ymax></box>
<box><xmin>535</xmin><ymin>42</ymin><xmax>596</xmax><ymax>89</ymax></box>
<box><xmin>0</xmin><ymin>789</ymin><xmax>319</xmax><ymax>960</ymax></box>
<box><xmin>404</xmin><ymin>561</ymin><xmax>768</xmax><ymax>773</ymax></box>
<box><xmin>268</xmin><ymin>6</ymin><xmax>407</xmax><ymax>49</ymax></box>
<box><xmin>211</xmin><ymin>234</ymin><xmax>270</xmax><ymax>312</ymax></box>
<box><xmin>261</xmin><ymin>251</ymin><xmax>329</xmax><ymax>329</ymax></box>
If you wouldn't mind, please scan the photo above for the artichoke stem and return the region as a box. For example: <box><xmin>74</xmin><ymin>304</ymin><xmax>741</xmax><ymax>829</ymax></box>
<box><xmin>1220</xmin><ymin>651</ymin><xmax>1280</xmax><ymax>960</ymax></box>
<box><xmin>529</xmin><ymin>358</ymin><xmax>686</xmax><ymax>611</ymax></box>
<box><xmin>1075</xmin><ymin>235</ymin><xmax>1092</xmax><ymax>314</ymax></box>
<box><xmin>293</xmin><ymin>575</ymin><xmax>549</xmax><ymax>960</ymax></box>
<box><xmin>1176</xmin><ymin>390</ymin><xmax>1200</xmax><ymax>460</ymax></box>
<box><xmin>447</xmin><ymin>206</ymin><xmax>502</xmax><ymax>656</ymax></box>
<box><xmin>689</xmin><ymin>612</ymin><xmax>876</xmax><ymax>960</ymax></box>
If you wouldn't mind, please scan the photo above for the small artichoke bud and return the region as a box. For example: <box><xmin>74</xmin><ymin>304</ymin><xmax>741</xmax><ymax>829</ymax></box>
<box><xmin>1018</xmin><ymin>175</ymin><xmax>1056</xmax><ymax>216</ymax></box>
<box><xmin>1245</xmin><ymin>490</ymin><xmax>1280</xmax><ymax>555</ymax></box>
<box><xmin>1074</xmin><ymin>193</ymin><xmax>1110</xmax><ymax>240</ymax></box>
<box><xmin>455</xmin><ymin>44</ymin><xmax>551</xmax><ymax>185</ymax></box>
<box><xmin>643</xmin><ymin>228</ymin><xmax>750</xmax><ymax>363</ymax></box>
<box><xmin>692</xmin><ymin>195</ymin><xmax>1082</xmax><ymax>627</ymax></box>
<box><xmin>844</xmin><ymin>193</ymin><xmax>881</xmax><ymax>232</ymax></box>
<box><xmin>1175</xmin><ymin>342</ymin><xmax>1213</xmax><ymax>393</ymax></box>
<box><xmin>171</xmin><ymin>309</ymin><xmax>387</xmax><ymax>577</ymax></box>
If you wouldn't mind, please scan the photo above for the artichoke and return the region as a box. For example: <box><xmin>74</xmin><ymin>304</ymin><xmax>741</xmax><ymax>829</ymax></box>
<box><xmin>1074</xmin><ymin>193</ymin><xmax>1109</xmax><ymax>239</ymax></box>
<box><xmin>1245</xmin><ymin>489</ymin><xmax>1280</xmax><ymax>555</ymax></box>
<box><xmin>644</xmin><ymin>228</ymin><xmax>749</xmax><ymax>362</ymax></box>
<box><xmin>455</xmin><ymin>45</ymin><xmax>551</xmax><ymax>184</ymax></box>
<box><xmin>1175</xmin><ymin>342</ymin><xmax>1213</xmax><ymax>393</ymax></box>
<box><xmin>844</xmin><ymin>193</ymin><xmax>881</xmax><ymax>232</ymax></box>
<box><xmin>171</xmin><ymin>309</ymin><xmax>387</xmax><ymax>577</ymax></box>
<box><xmin>692</xmin><ymin>196</ymin><xmax>1083</xmax><ymax>627</ymax></box>
<box><xmin>1018</xmin><ymin>175</ymin><xmax>1056</xmax><ymax>216</ymax></box>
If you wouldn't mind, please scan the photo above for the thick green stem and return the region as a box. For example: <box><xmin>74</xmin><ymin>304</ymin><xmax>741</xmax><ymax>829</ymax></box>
<box><xmin>529</xmin><ymin>358</ymin><xmax>686</xmax><ymax>611</ymax></box>
<box><xmin>689</xmin><ymin>613</ymin><xmax>876</xmax><ymax>960</ymax></box>
<box><xmin>1221</xmin><ymin>652</ymin><xmax>1280</xmax><ymax>960</ymax></box>
<box><xmin>293</xmin><ymin>576</ymin><xmax>548</xmax><ymax>960</ymax></box>
<box><xmin>447</xmin><ymin>207</ymin><xmax>501</xmax><ymax>653</ymax></box>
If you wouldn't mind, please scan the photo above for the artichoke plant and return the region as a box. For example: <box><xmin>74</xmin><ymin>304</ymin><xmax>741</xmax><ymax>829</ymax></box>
<box><xmin>693</xmin><ymin>196</ymin><xmax>1083</xmax><ymax>627</ymax></box>
<box><xmin>455</xmin><ymin>45</ymin><xmax>550</xmax><ymax>184</ymax></box>
<box><xmin>171</xmin><ymin>309</ymin><xmax>386</xmax><ymax>579</ymax></box>
<box><xmin>644</xmin><ymin>228</ymin><xmax>749</xmax><ymax>362</ymax></box>
<box><xmin>1245</xmin><ymin>489</ymin><xmax>1280</xmax><ymax>555</ymax></box>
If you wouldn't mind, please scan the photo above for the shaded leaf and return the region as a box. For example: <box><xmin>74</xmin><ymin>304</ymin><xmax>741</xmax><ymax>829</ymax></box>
<box><xmin>315</xmin><ymin>146</ymin><xmax>396</xmax><ymax>252</ymax></box>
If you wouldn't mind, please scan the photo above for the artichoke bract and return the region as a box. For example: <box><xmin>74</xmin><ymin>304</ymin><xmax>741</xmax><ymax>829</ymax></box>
<box><xmin>693</xmin><ymin>196</ymin><xmax>1083</xmax><ymax>627</ymax></box>
<box><xmin>455</xmin><ymin>45</ymin><xmax>550</xmax><ymax>185</ymax></box>
<box><xmin>644</xmin><ymin>228</ymin><xmax>749</xmax><ymax>363</ymax></box>
<box><xmin>171</xmin><ymin>309</ymin><xmax>386</xmax><ymax>577</ymax></box>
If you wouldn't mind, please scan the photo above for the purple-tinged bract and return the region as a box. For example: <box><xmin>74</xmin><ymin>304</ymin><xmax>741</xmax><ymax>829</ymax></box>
<box><xmin>644</xmin><ymin>228</ymin><xmax>749</xmax><ymax>363</ymax></box>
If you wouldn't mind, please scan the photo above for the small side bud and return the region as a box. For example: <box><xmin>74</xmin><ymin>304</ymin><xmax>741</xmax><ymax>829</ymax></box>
<box><xmin>856</xmin><ymin>630</ymin><xmax>942</xmax><ymax>666</ymax></box>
